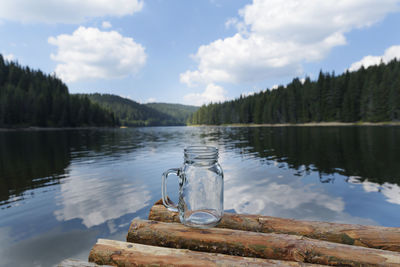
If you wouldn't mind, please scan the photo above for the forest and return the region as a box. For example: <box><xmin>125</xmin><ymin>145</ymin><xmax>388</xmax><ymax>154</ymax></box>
<box><xmin>83</xmin><ymin>93</ymin><xmax>193</xmax><ymax>126</ymax></box>
<box><xmin>0</xmin><ymin>55</ymin><xmax>118</xmax><ymax>127</ymax></box>
<box><xmin>0</xmin><ymin>55</ymin><xmax>199</xmax><ymax>128</ymax></box>
<box><xmin>3</xmin><ymin>52</ymin><xmax>400</xmax><ymax>128</ymax></box>
<box><xmin>188</xmin><ymin>59</ymin><xmax>400</xmax><ymax>125</ymax></box>
<box><xmin>145</xmin><ymin>102</ymin><xmax>198</xmax><ymax>125</ymax></box>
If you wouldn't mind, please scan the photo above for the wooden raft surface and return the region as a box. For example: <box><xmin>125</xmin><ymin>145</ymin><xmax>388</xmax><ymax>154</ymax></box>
<box><xmin>150</xmin><ymin>199</ymin><xmax>400</xmax><ymax>252</ymax></box>
<box><xmin>89</xmin><ymin>239</ymin><xmax>323</xmax><ymax>267</ymax></box>
<box><xmin>127</xmin><ymin>219</ymin><xmax>400</xmax><ymax>266</ymax></box>
<box><xmin>88</xmin><ymin>200</ymin><xmax>400</xmax><ymax>266</ymax></box>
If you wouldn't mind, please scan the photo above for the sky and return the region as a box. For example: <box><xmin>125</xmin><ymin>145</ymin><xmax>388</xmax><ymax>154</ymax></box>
<box><xmin>1</xmin><ymin>0</ymin><xmax>400</xmax><ymax>106</ymax></box>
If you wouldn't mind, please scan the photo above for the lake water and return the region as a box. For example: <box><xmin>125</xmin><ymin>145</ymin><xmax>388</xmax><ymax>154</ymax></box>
<box><xmin>1</xmin><ymin>126</ymin><xmax>400</xmax><ymax>266</ymax></box>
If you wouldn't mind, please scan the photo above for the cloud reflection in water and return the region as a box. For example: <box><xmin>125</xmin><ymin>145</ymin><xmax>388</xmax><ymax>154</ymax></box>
<box><xmin>54</xmin><ymin>163</ymin><xmax>151</xmax><ymax>228</ymax></box>
<box><xmin>223</xmin><ymin>155</ymin><xmax>377</xmax><ymax>225</ymax></box>
<box><xmin>348</xmin><ymin>176</ymin><xmax>400</xmax><ymax>205</ymax></box>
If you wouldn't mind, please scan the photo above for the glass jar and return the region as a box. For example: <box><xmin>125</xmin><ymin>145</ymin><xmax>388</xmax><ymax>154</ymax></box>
<box><xmin>162</xmin><ymin>146</ymin><xmax>224</xmax><ymax>228</ymax></box>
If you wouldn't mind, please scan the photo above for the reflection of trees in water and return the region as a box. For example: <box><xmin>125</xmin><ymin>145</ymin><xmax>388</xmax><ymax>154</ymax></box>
<box><xmin>0</xmin><ymin>129</ymin><xmax>147</xmax><ymax>205</ymax></box>
<box><xmin>2</xmin><ymin>126</ymin><xmax>399</xmax><ymax>205</ymax></box>
<box><xmin>0</xmin><ymin>131</ymin><xmax>70</xmax><ymax>203</ymax></box>
<box><xmin>220</xmin><ymin>127</ymin><xmax>400</xmax><ymax>186</ymax></box>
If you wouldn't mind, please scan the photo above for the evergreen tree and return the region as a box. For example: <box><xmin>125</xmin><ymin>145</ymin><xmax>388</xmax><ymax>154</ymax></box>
<box><xmin>188</xmin><ymin>59</ymin><xmax>400</xmax><ymax>125</ymax></box>
<box><xmin>0</xmin><ymin>55</ymin><xmax>118</xmax><ymax>128</ymax></box>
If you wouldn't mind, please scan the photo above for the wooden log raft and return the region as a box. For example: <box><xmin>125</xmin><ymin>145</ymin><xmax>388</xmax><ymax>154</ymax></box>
<box><xmin>150</xmin><ymin>200</ymin><xmax>400</xmax><ymax>252</ymax></box>
<box><xmin>89</xmin><ymin>239</ymin><xmax>324</xmax><ymax>267</ymax></box>
<box><xmin>127</xmin><ymin>219</ymin><xmax>400</xmax><ymax>267</ymax></box>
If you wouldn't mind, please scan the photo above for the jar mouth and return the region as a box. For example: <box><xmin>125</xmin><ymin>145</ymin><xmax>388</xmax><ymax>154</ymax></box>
<box><xmin>184</xmin><ymin>146</ymin><xmax>218</xmax><ymax>162</ymax></box>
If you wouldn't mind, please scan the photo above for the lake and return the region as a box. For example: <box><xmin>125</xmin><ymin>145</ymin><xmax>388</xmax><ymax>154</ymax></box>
<box><xmin>1</xmin><ymin>126</ymin><xmax>400</xmax><ymax>266</ymax></box>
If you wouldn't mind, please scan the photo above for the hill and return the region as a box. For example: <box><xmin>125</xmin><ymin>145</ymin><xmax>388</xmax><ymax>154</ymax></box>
<box><xmin>145</xmin><ymin>102</ymin><xmax>199</xmax><ymax>124</ymax></box>
<box><xmin>0</xmin><ymin>55</ymin><xmax>118</xmax><ymax>127</ymax></box>
<box><xmin>189</xmin><ymin>59</ymin><xmax>400</xmax><ymax>125</ymax></box>
<box><xmin>82</xmin><ymin>94</ymin><xmax>187</xmax><ymax>126</ymax></box>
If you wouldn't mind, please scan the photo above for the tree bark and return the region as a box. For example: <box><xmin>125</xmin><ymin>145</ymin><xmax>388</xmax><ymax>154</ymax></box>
<box><xmin>149</xmin><ymin>201</ymin><xmax>400</xmax><ymax>252</ymax></box>
<box><xmin>89</xmin><ymin>239</ymin><xmax>322</xmax><ymax>267</ymax></box>
<box><xmin>127</xmin><ymin>219</ymin><xmax>400</xmax><ymax>267</ymax></box>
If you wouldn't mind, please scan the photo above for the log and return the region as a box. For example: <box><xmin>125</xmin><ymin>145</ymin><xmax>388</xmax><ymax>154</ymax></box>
<box><xmin>89</xmin><ymin>239</ymin><xmax>323</xmax><ymax>267</ymax></box>
<box><xmin>149</xmin><ymin>201</ymin><xmax>400</xmax><ymax>252</ymax></box>
<box><xmin>127</xmin><ymin>219</ymin><xmax>400</xmax><ymax>267</ymax></box>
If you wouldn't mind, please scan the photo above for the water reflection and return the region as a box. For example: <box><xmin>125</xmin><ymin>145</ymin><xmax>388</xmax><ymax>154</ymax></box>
<box><xmin>221</xmin><ymin>153</ymin><xmax>378</xmax><ymax>225</ymax></box>
<box><xmin>0</xmin><ymin>129</ymin><xmax>154</xmax><ymax>207</ymax></box>
<box><xmin>348</xmin><ymin>176</ymin><xmax>400</xmax><ymax>205</ymax></box>
<box><xmin>0</xmin><ymin>225</ymin><xmax>100</xmax><ymax>267</ymax></box>
<box><xmin>2</xmin><ymin>126</ymin><xmax>399</xmax><ymax>213</ymax></box>
<box><xmin>0</xmin><ymin>126</ymin><xmax>400</xmax><ymax>266</ymax></box>
<box><xmin>0</xmin><ymin>131</ymin><xmax>70</xmax><ymax>205</ymax></box>
<box><xmin>54</xmin><ymin>164</ymin><xmax>151</xmax><ymax>228</ymax></box>
<box><xmin>219</xmin><ymin>126</ymin><xmax>400</xmax><ymax>189</ymax></box>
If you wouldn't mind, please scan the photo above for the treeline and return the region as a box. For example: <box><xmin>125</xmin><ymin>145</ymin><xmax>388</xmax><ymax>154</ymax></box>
<box><xmin>145</xmin><ymin>102</ymin><xmax>199</xmax><ymax>125</ymax></box>
<box><xmin>83</xmin><ymin>93</ymin><xmax>183</xmax><ymax>126</ymax></box>
<box><xmin>189</xmin><ymin>59</ymin><xmax>400</xmax><ymax>125</ymax></box>
<box><xmin>0</xmin><ymin>55</ymin><xmax>118</xmax><ymax>127</ymax></box>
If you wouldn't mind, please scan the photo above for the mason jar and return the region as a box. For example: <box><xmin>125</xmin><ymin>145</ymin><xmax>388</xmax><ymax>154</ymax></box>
<box><xmin>162</xmin><ymin>146</ymin><xmax>224</xmax><ymax>228</ymax></box>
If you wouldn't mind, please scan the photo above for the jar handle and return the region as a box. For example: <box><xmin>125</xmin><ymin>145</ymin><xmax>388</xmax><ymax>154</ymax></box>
<box><xmin>161</xmin><ymin>168</ymin><xmax>180</xmax><ymax>212</ymax></box>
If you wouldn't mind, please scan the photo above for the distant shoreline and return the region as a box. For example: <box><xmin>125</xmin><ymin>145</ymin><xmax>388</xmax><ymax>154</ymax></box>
<box><xmin>0</xmin><ymin>126</ymin><xmax>120</xmax><ymax>132</ymax></box>
<box><xmin>2</xmin><ymin>122</ymin><xmax>400</xmax><ymax>131</ymax></box>
<box><xmin>0</xmin><ymin>125</ymin><xmax>187</xmax><ymax>131</ymax></box>
<box><xmin>190</xmin><ymin>122</ymin><xmax>400</xmax><ymax>127</ymax></box>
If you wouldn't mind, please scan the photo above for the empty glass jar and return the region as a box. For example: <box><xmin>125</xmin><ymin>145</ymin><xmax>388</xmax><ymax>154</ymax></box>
<box><xmin>162</xmin><ymin>146</ymin><xmax>224</xmax><ymax>228</ymax></box>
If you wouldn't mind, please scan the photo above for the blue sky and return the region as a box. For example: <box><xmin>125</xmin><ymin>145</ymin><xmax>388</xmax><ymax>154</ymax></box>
<box><xmin>1</xmin><ymin>0</ymin><xmax>400</xmax><ymax>106</ymax></box>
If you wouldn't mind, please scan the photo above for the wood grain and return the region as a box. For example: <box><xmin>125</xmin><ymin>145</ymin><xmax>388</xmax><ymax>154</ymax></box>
<box><xmin>89</xmin><ymin>239</ymin><xmax>323</xmax><ymax>267</ymax></box>
<box><xmin>127</xmin><ymin>219</ymin><xmax>400</xmax><ymax>266</ymax></box>
<box><xmin>150</xmin><ymin>201</ymin><xmax>400</xmax><ymax>252</ymax></box>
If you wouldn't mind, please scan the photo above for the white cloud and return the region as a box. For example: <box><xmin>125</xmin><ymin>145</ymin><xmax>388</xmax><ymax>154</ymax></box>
<box><xmin>146</xmin><ymin>97</ymin><xmax>157</xmax><ymax>103</ymax></box>
<box><xmin>49</xmin><ymin>27</ymin><xmax>146</xmax><ymax>83</ymax></box>
<box><xmin>120</xmin><ymin>95</ymin><xmax>134</xmax><ymax>101</ymax></box>
<box><xmin>242</xmin><ymin>91</ymin><xmax>257</xmax><ymax>97</ymax></box>
<box><xmin>102</xmin><ymin>21</ymin><xmax>112</xmax><ymax>29</ymax></box>
<box><xmin>180</xmin><ymin>0</ymin><xmax>400</xmax><ymax>87</ymax></box>
<box><xmin>0</xmin><ymin>0</ymin><xmax>143</xmax><ymax>24</ymax></box>
<box><xmin>349</xmin><ymin>45</ymin><xmax>400</xmax><ymax>71</ymax></box>
<box><xmin>3</xmin><ymin>53</ymin><xmax>14</xmax><ymax>61</ymax></box>
<box><xmin>225</xmin><ymin>17</ymin><xmax>238</xmax><ymax>29</ymax></box>
<box><xmin>184</xmin><ymin>83</ymin><xmax>227</xmax><ymax>106</ymax></box>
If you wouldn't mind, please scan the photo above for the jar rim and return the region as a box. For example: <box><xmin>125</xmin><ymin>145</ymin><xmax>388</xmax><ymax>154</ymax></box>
<box><xmin>184</xmin><ymin>146</ymin><xmax>218</xmax><ymax>161</ymax></box>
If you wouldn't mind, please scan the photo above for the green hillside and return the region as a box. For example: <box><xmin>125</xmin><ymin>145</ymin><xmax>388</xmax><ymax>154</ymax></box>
<box><xmin>189</xmin><ymin>59</ymin><xmax>400</xmax><ymax>125</ymax></box>
<box><xmin>82</xmin><ymin>93</ymin><xmax>184</xmax><ymax>126</ymax></box>
<box><xmin>0</xmin><ymin>55</ymin><xmax>118</xmax><ymax>127</ymax></box>
<box><xmin>0</xmin><ymin>52</ymin><xmax>199</xmax><ymax>128</ymax></box>
<box><xmin>145</xmin><ymin>102</ymin><xmax>199</xmax><ymax>124</ymax></box>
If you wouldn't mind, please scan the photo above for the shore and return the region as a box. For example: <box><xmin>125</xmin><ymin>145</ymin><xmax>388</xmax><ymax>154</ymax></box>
<box><xmin>190</xmin><ymin>121</ymin><xmax>400</xmax><ymax>127</ymax></box>
<box><xmin>2</xmin><ymin>122</ymin><xmax>400</xmax><ymax>131</ymax></box>
<box><xmin>0</xmin><ymin>126</ymin><xmax>121</xmax><ymax>132</ymax></box>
